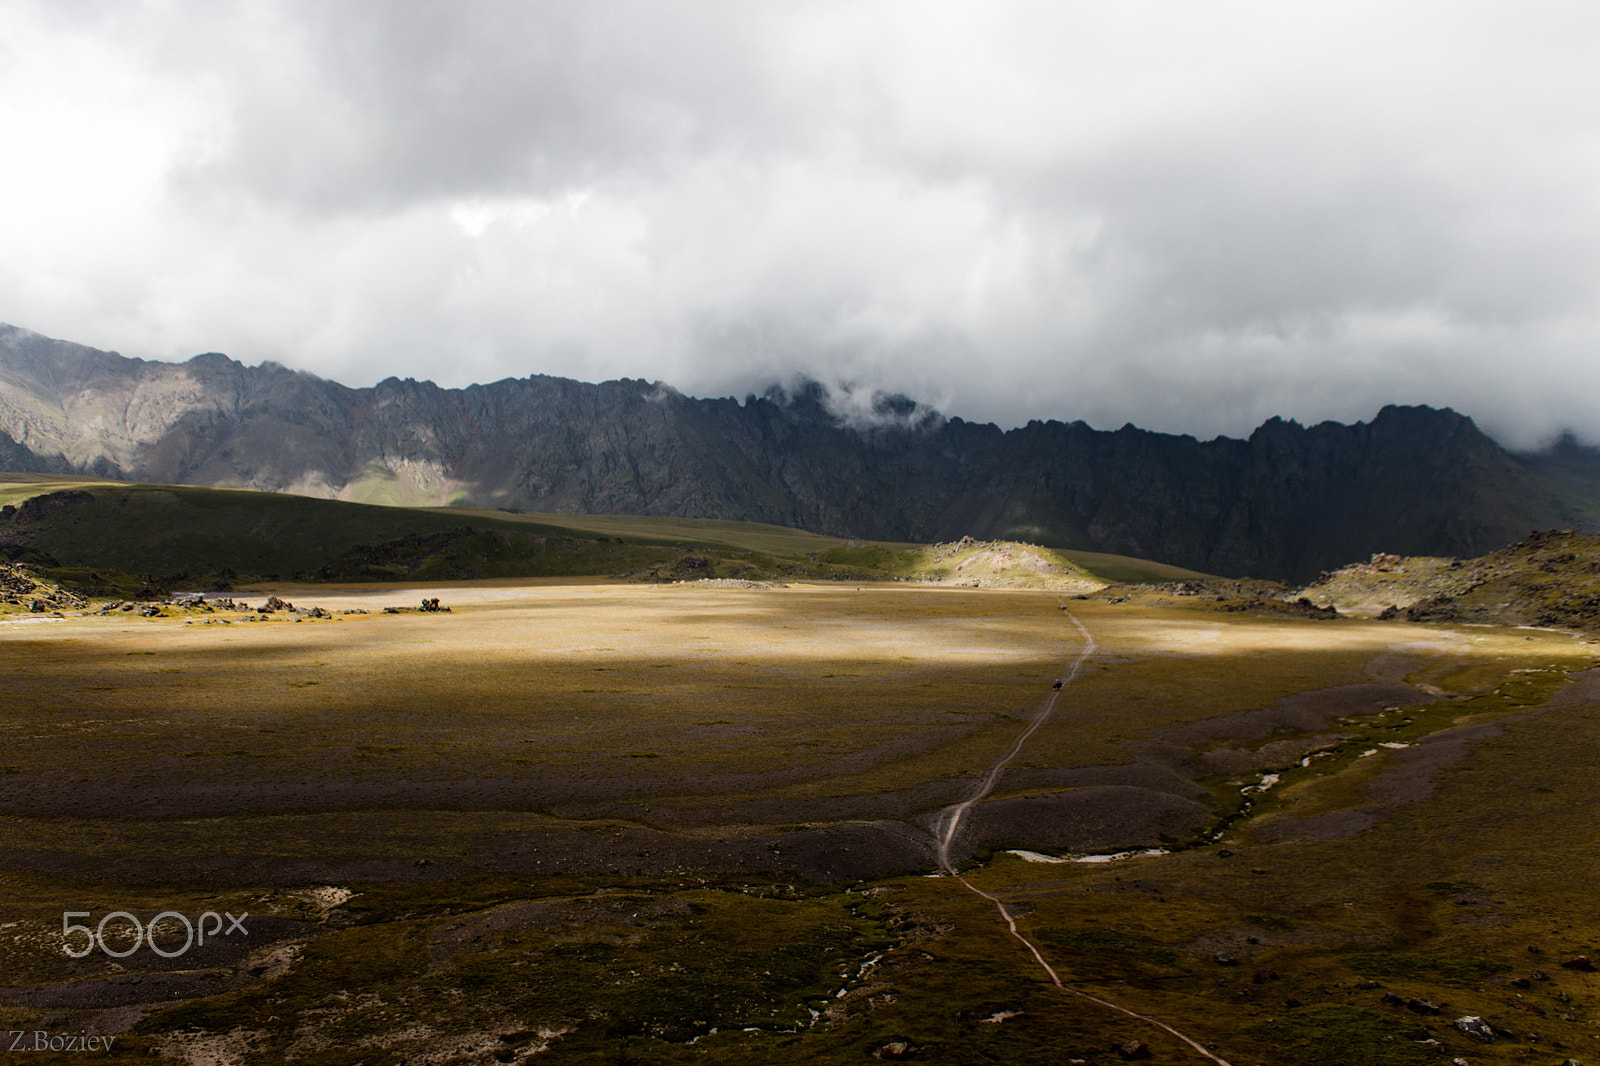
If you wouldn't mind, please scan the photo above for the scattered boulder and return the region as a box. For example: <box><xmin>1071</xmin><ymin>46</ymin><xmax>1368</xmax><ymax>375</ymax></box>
<box><xmin>873</xmin><ymin>1038</ymin><xmax>919</xmax><ymax>1059</ymax></box>
<box><xmin>1406</xmin><ymin>998</ymin><xmax>1442</xmax><ymax>1015</ymax></box>
<box><xmin>1453</xmin><ymin>1015</ymin><xmax>1495</xmax><ymax>1042</ymax></box>
<box><xmin>1115</xmin><ymin>1040</ymin><xmax>1152</xmax><ymax>1061</ymax></box>
<box><xmin>420</xmin><ymin>597</ymin><xmax>450</xmax><ymax>612</ymax></box>
<box><xmin>1563</xmin><ymin>955</ymin><xmax>1596</xmax><ymax>971</ymax></box>
<box><xmin>1294</xmin><ymin>597</ymin><xmax>1339</xmax><ymax>617</ymax></box>
<box><xmin>1405</xmin><ymin>594</ymin><xmax>1461</xmax><ymax>622</ymax></box>
<box><xmin>0</xmin><ymin>567</ymin><xmax>37</xmax><ymax>596</ymax></box>
<box><xmin>1213</xmin><ymin>952</ymin><xmax>1238</xmax><ymax>966</ymax></box>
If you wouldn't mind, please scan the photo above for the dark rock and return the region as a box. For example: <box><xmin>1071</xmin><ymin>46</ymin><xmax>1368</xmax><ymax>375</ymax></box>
<box><xmin>1511</xmin><ymin>976</ymin><xmax>1532</xmax><ymax>988</ymax></box>
<box><xmin>1453</xmin><ymin>1015</ymin><xmax>1496</xmax><ymax>1042</ymax></box>
<box><xmin>874</xmin><ymin>1039</ymin><xmax>918</xmax><ymax>1060</ymax></box>
<box><xmin>1531</xmin><ymin>969</ymin><xmax>1549</xmax><ymax>981</ymax></box>
<box><xmin>1405</xmin><ymin>594</ymin><xmax>1461</xmax><ymax>622</ymax></box>
<box><xmin>1252</xmin><ymin>970</ymin><xmax>1278</xmax><ymax>984</ymax></box>
<box><xmin>1115</xmin><ymin>1040</ymin><xmax>1153</xmax><ymax>1061</ymax></box>
<box><xmin>1406</xmin><ymin>998</ymin><xmax>1441</xmax><ymax>1015</ymax></box>
<box><xmin>1562</xmin><ymin>956</ymin><xmax>1595</xmax><ymax>971</ymax></box>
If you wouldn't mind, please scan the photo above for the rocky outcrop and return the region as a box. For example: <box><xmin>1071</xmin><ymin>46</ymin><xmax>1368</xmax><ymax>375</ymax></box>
<box><xmin>4</xmin><ymin>323</ymin><xmax>1599</xmax><ymax>581</ymax></box>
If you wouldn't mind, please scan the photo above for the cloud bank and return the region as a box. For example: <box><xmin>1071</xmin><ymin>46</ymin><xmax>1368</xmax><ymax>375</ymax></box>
<box><xmin>2</xmin><ymin>1</ymin><xmax>1598</xmax><ymax>447</ymax></box>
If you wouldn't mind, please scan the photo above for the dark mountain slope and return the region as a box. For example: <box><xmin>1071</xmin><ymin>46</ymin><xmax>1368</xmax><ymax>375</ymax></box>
<box><xmin>3</xmin><ymin>322</ymin><xmax>1597</xmax><ymax>581</ymax></box>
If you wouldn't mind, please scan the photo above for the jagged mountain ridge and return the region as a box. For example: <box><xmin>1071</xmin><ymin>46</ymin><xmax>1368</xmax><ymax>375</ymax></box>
<box><xmin>3</xmin><ymin>322</ymin><xmax>1598</xmax><ymax>581</ymax></box>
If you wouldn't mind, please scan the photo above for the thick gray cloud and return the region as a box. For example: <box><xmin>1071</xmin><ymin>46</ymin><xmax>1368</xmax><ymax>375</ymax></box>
<box><xmin>2</xmin><ymin>1</ymin><xmax>1598</xmax><ymax>448</ymax></box>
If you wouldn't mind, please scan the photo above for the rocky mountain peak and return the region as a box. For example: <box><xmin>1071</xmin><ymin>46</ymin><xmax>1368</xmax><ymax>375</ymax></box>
<box><xmin>2</xmin><ymin>322</ymin><xmax>1598</xmax><ymax>580</ymax></box>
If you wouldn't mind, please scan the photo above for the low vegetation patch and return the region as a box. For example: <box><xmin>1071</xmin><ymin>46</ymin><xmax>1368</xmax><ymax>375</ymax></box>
<box><xmin>1247</xmin><ymin>1006</ymin><xmax>1434</xmax><ymax>1066</ymax></box>
<box><xmin>1347</xmin><ymin>952</ymin><xmax>1510</xmax><ymax>984</ymax></box>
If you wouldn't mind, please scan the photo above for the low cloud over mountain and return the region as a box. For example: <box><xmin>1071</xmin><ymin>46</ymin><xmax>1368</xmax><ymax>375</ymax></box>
<box><xmin>5</xmin><ymin>324</ymin><xmax>1599</xmax><ymax>581</ymax></box>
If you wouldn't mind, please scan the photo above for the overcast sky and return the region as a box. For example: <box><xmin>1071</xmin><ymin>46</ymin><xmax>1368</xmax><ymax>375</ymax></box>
<box><xmin>2</xmin><ymin>1</ymin><xmax>1598</xmax><ymax>447</ymax></box>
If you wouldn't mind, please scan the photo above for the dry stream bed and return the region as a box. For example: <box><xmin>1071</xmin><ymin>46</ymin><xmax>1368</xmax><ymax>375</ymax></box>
<box><xmin>2</xmin><ymin>583</ymin><xmax>1598</xmax><ymax>1064</ymax></box>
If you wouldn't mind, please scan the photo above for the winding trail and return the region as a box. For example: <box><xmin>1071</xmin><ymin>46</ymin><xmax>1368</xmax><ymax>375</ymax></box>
<box><xmin>930</xmin><ymin>610</ymin><xmax>1235</xmax><ymax>1066</ymax></box>
<box><xmin>931</xmin><ymin>612</ymin><xmax>1097</xmax><ymax>872</ymax></box>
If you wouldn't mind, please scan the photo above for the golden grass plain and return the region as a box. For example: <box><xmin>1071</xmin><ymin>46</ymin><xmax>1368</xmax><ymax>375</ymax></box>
<box><xmin>2</xmin><ymin>582</ymin><xmax>1598</xmax><ymax>1063</ymax></box>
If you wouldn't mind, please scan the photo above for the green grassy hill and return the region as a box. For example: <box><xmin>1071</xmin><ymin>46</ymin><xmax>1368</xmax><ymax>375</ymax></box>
<box><xmin>0</xmin><ymin>476</ymin><xmax>1206</xmax><ymax>592</ymax></box>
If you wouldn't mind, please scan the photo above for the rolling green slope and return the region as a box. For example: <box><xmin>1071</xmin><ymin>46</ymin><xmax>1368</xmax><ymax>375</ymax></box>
<box><xmin>443</xmin><ymin>506</ymin><xmax>895</xmax><ymax>557</ymax></box>
<box><xmin>0</xmin><ymin>476</ymin><xmax>1205</xmax><ymax>590</ymax></box>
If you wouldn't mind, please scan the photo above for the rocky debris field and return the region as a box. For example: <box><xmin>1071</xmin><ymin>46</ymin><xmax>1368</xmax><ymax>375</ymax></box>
<box><xmin>0</xmin><ymin>561</ymin><xmax>87</xmax><ymax>614</ymax></box>
<box><xmin>1295</xmin><ymin>530</ymin><xmax>1600</xmax><ymax>632</ymax></box>
<box><xmin>1</xmin><ymin>573</ymin><xmax>444</xmax><ymax>624</ymax></box>
<box><xmin>1077</xmin><ymin>576</ymin><xmax>1341</xmax><ymax>620</ymax></box>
